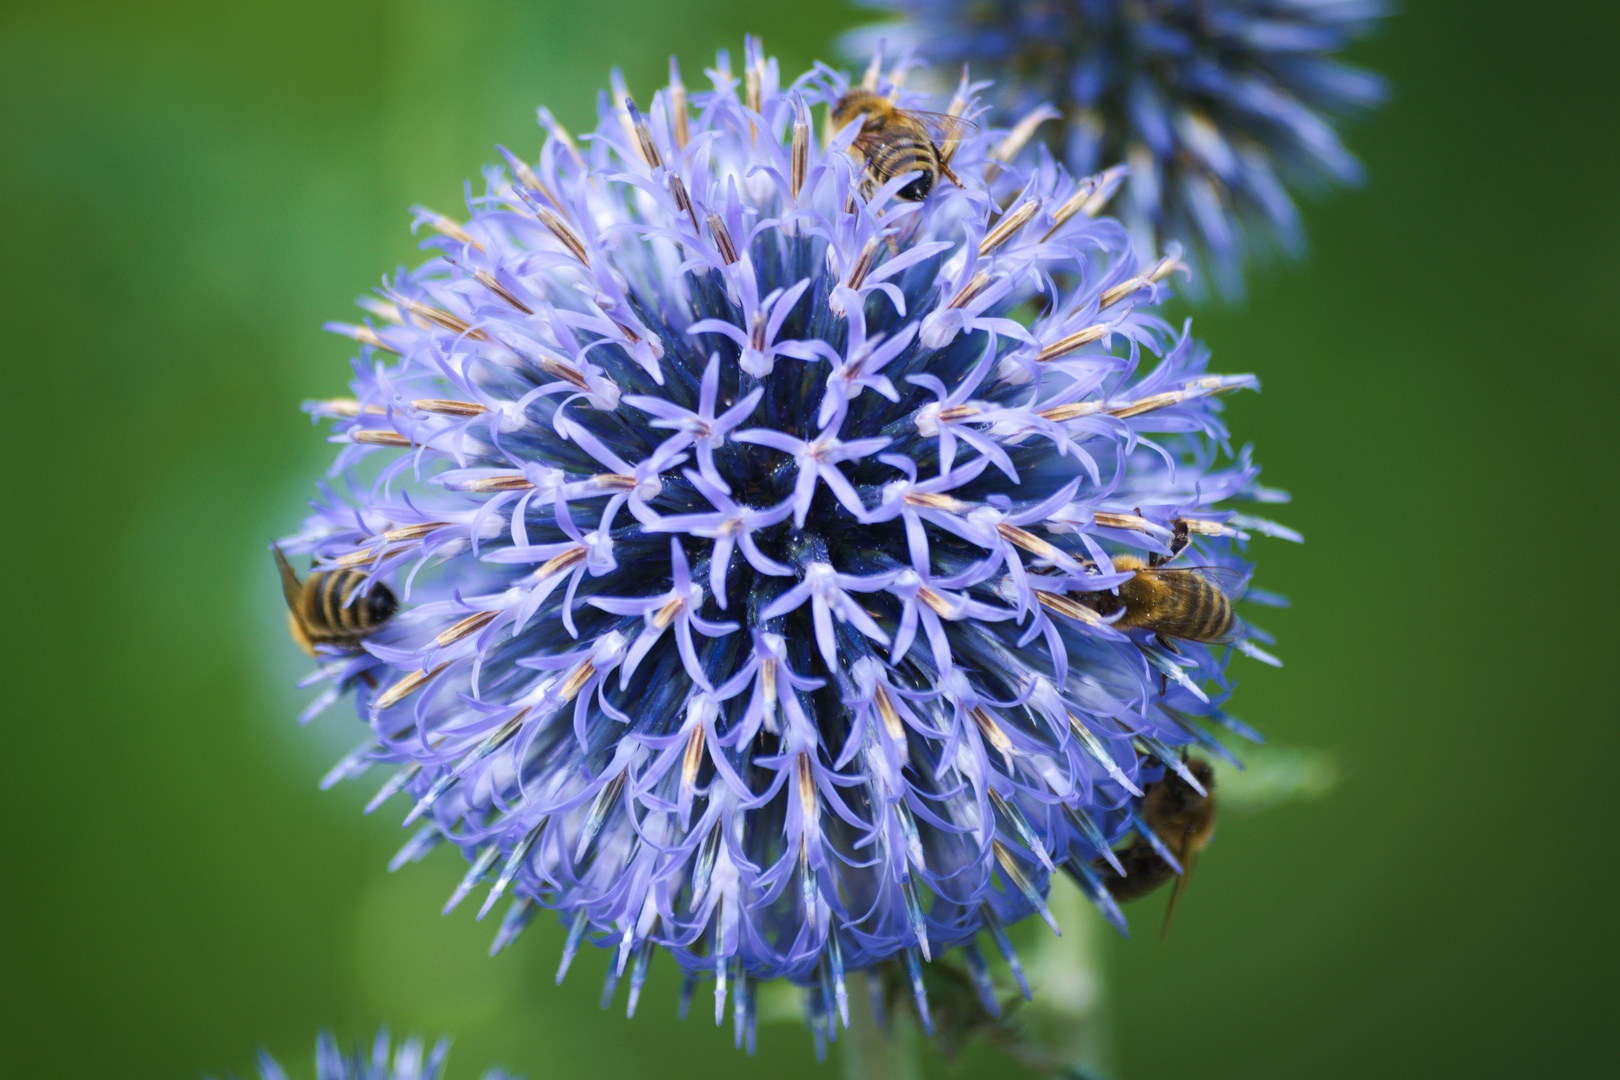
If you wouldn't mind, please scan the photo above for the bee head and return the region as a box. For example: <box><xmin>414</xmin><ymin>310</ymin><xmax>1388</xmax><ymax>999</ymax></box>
<box><xmin>365</xmin><ymin>582</ymin><xmax>399</xmax><ymax>624</ymax></box>
<box><xmin>898</xmin><ymin>171</ymin><xmax>933</xmax><ymax>201</ymax></box>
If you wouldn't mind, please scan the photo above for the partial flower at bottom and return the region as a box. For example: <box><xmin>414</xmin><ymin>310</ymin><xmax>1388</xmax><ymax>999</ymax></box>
<box><xmin>222</xmin><ymin>1030</ymin><xmax>516</xmax><ymax>1080</ymax></box>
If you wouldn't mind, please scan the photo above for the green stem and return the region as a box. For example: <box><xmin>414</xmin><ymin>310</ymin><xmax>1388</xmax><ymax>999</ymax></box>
<box><xmin>840</xmin><ymin>971</ymin><xmax>922</xmax><ymax>1080</ymax></box>
<box><xmin>1012</xmin><ymin>875</ymin><xmax>1112</xmax><ymax>1076</ymax></box>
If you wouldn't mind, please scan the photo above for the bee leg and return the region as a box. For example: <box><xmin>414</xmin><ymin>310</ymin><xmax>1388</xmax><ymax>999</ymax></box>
<box><xmin>1169</xmin><ymin>519</ymin><xmax>1192</xmax><ymax>562</ymax></box>
<box><xmin>938</xmin><ymin>157</ymin><xmax>962</xmax><ymax>187</ymax></box>
<box><xmin>1147</xmin><ymin>515</ymin><xmax>1191</xmax><ymax>568</ymax></box>
<box><xmin>1156</xmin><ymin>636</ymin><xmax>1183</xmax><ymax>696</ymax></box>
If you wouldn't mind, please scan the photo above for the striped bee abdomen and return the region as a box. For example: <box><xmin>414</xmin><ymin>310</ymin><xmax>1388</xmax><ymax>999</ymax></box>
<box><xmin>302</xmin><ymin>569</ymin><xmax>398</xmax><ymax>643</ymax></box>
<box><xmin>1098</xmin><ymin>839</ymin><xmax>1180</xmax><ymax>901</ymax></box>
<box><xmin>1169</xmin><ymin>572</ymin><xmax>1235</xmax><ymax>643</ymax></box>
<box><xmin>865</xmin><ymin>135</ymin><xmax>939</xmax><ymax>200</ymax></box>
<box><xmin>274</xmin><ymin>545</ymin><xmax>397</xmax><ymax>656</ymax></box>
<box><xmin>1146</xmin><ymin>569</ymin><xmax>1231</xmax><ymax>647</ymax></box>
<box><xmin>1080</xmin><ymin>559</ymin><xmax>1238</xmax><ymax>644</ymax></box>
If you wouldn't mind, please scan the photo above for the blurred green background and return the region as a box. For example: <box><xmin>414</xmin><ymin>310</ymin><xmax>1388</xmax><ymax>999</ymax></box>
<box><xmin>2</xmin><ymin>1</ymin><xmax>1614</xmax><ymax>1077</ymax></box>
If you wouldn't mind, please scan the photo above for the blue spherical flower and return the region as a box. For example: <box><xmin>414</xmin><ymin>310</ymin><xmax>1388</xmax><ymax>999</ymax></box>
<box><xmin>283</xmin><ymin>40</ymin><xmax>1294</xmax><ymax>1052</ymax></box>
<box><xmin>845</xmin><ymin>0</ymin><xmax>1387</xmax><ymax>295</ymax></box>
<box><xmin>232</xmin><ymin>1031</ymin><xmax>515</xmax><ymax>1080</ymax></box>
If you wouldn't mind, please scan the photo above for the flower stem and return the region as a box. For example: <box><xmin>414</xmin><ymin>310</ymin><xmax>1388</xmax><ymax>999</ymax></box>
<box><xmin>1009</xmin><ymin>875</ymin><xmax>1112</xmax><ymax>1076</ymax></box>
<box><xmin>840</xmin><ymin>971</ymin><xmax>922</xmax><ymax>1080</ymax></box>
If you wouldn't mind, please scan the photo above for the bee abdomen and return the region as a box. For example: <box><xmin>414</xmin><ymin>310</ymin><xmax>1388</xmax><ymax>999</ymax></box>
<box><xmin>1097</xmin><ymin>840</ymin><xmax>1177</xmax><ymax>901</ymax></box>
<box><xmin>870</xmin><ymin>137</ymin><xmax>937</xmax><ymax>182</ymax></box>
<box><xmin>1183</xmin><ymin>577</ymin><xmax>1235</xmax><ymax>642</ymax></box>
<box><xmin>302</xmin><ymin>569</ymin><xmax>397</xmax><ymax>642</ymax></box>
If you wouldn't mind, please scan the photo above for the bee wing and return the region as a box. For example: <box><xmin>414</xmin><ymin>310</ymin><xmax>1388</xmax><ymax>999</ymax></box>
<box><xmin>1158</xmin><ymin>840</ymin><xmax>1200</xmax><ymax>942</ymax></box>
<box><xmin>851</xmin><ymin>131</ymin><xmax>891</xmax><ymax>154</ymax></box>
<box><xmin>271</xmin><ymin>543</ymin><xmax>305</xmax><ymax>612</ymax></box>
<box><xmin>900</xmin><ymin>109</ymin><xmax>979</xmax><ymax>142</ymax></box>
<box><xmin>1180</xmin><ymin>565</ymin><xmax>1248</xmax><ymax>600</ymax></box>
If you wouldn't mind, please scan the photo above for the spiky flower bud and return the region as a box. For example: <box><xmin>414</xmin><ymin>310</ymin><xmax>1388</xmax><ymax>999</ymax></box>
<box><xmin>281</xmin><ymin>40</ymin><xmax>1294</xmax><ymax>1053</ymax></box>
<box><xmin>845</xmin><ymin>0</ymin><xmax>1387</xmax><ymax>295</ymax></box>
<box><xmin>228</xmin><ymin>1031</ymin><xmax>515</xmax><ymax>1080</ymax></box>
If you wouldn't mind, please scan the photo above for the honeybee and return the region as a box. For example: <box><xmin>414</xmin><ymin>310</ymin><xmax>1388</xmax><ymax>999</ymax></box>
<box><xmin>1080</xmin><ymin>554</ymin><xmax>1244</xmax><ymax>644</ymax></box>
<box><xmin>1075</xmin><ymin>520</ymin><xmax>1245</xmax><ymax>646</ymax></box>
<box><xmin>1099</xmin><ymin>756</ymin><xmax>1217</xmax><ymax>939</ymax></box>
<box><xmin>272</xmin><ymin>543</ymin><xmax>397</xmax><ymax>657</ymax></box>
<box><xmin>830</xmin><ymin>88</ymin><xmax>968</xmax><ymax>201</ymax></box>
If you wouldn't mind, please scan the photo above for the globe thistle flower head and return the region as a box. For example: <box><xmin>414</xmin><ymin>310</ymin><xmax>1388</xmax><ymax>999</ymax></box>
<box><xmin>845</xmin><ymin>0</ymin><xmax>1388</xmax><ymax>296</ymax></box>
<box><xmin>287</xmin><ymin>39</ymin><xmax>1295</xmax><ymax>1053</ymax></box>
<box><xmin>232</xmin><ymin>1030</ymin><xmax>516</xmax><ymax>1080</ymax></box>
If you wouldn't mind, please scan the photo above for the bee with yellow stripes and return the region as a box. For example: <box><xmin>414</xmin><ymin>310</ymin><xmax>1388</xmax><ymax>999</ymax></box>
<box><xmin>272</xmin><ymin>544</ymin><xmax>397</xmax><ymax>657</ymax></box>
<box><xmin>830</xmin><ymin>88</ymin><xmax>971</xmax><ymax>201</ymax></box>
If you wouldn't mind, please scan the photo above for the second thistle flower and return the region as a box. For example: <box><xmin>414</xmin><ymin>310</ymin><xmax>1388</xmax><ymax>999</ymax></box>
<box><xmin>847</xmin><ymin>0</ymin><xmax>1388</xmax><ymax>295</ymax></box>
